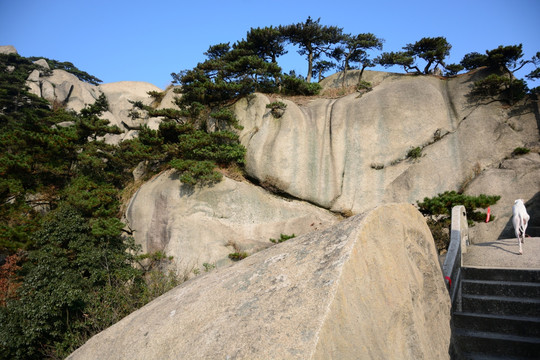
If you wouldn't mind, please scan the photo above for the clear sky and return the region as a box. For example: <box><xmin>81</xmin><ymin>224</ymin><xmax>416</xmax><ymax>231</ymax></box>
<box><xmin>1</xmin><ymin>0</ymin><xmax>539</xmax><ymax>89</ymax></box>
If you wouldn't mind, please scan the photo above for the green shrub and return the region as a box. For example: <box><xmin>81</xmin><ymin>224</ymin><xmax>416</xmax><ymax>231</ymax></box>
<box><xmin>281</xmin><ymin>74</ymin><xmax>321</xmax><ymax>96</ymax></box>
<box><xmin>512</xmin><ymin>147</ymin><xmax>530</xmax><ymax>156</ymax></box>
<box><xmin>407</xmin><ymin>146</ymin><xmax>422</xmax><ymax>159</ymax></box>
<box><xmin>357</xmin><ymin>80</ymin><xmax>372</xmax><ymax>91</ymax></box>
<box><xmin>417</xmin><ymin>191</ymin><xmax>500</xmax><ymax>218</ymax></box>
<box><xmin>417</xmin><ymin>191</ymin><xmax>500</xmax><ymax>253</ymax></box>
<box><xmin>270</xmin><ymin>233</ymin><xmax>296</xmax><ymax>244</ymax></box>
<box><xmin>266</xmin><ymin>101</ymin><xmax>287</xmax><ymax>118</ymax></box>
<box><xmin>228</xmin><ymin>252</ymin><xmax>248</xmax><ymax>261</ymax></box>
<box><xmin>147</xmin><ymin>90</ymin><xmax>165</xmax><ymax>103</ymax></box>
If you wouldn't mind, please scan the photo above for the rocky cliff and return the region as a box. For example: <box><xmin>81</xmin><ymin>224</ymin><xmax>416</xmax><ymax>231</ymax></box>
<box><xmin>23</xmin><ymin>58</ymin><xmax>539</xmax><ymax>273</ymax></box>
<box><xmin>17</xmin><ymin>49</ymin><xmax>538</xmax><ymax>359</ymax></box>
<box><xmin>234</xmin><ymin>70</ymin><xmax>538</xmax><ymax>216</ymax></box>
<box><xmin>68</xmin><ymin>203</ymin><xmax>451</xmax><ymax>360</ymax></box>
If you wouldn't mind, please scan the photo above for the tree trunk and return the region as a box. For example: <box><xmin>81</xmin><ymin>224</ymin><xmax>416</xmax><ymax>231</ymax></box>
<box><xmin>423</xmin><ymin>60</ymin><xmax>433</xmax><ymax>74</ymax></box>
<box><xmin>358</xmin><ymin>65</ymin><xmax>366</xmax><ymax>84</ymax></box>
<box><xmin>307</xmin><ymin>52</ymin><xmax>313</xmax><ymax>83</ymax></box>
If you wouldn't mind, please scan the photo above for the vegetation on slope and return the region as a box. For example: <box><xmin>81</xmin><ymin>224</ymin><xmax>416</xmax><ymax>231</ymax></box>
<box><xmin>0</xmin><ymin>53</ymin><xmax>187</xmax><ymax>359</ymax></box>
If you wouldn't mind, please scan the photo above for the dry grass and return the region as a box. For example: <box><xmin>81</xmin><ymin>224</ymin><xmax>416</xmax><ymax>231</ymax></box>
<box><xmin>217</xmin><ymin>163</ymin><xmax>246</xmax><ymax>182</ymax></box>
<box><xmin>264</xmin><ymin>85</ymin><xmax>359</xmax><ymax>107</ymax></box>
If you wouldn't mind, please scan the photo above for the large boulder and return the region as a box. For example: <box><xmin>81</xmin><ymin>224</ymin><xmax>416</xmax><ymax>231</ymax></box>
<box><xmin>69</xmin><ymin>203</ymin><xmax>451</xmax><ymax>360</ymax></box>
<box><xmin>233</xmin><ymin>69</ymin><xmax>539</xmax><ymax>216</ymax></box>
<box><xmin>125</xmin><ymin>170</ymin><xmax>340</xmax><ymax>273</ymax></box>
<box><xmin>26</xmin><ymin>68</ymin><xmax>101</xmax><ymax>110</ymax></box>
<box><xmin>97</xmin><ymin>81</ymin><xmax>162</xmax><ymax>143</ymax></box>
<box><xmin>0</xmin><ymin>45</ymin><xmax>17</xmax><ymax>54</ymax></box>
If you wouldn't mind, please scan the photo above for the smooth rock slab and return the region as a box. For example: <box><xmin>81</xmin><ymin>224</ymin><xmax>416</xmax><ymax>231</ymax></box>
<box><xmin>69</xmin><ymin>203</ymin><xmax>451</xmax><ymax>360</ymax></box>
<box><xmin>125</xmin><ymin>170</ymin><xmax>339</xmax><ymax>273</ymax></box>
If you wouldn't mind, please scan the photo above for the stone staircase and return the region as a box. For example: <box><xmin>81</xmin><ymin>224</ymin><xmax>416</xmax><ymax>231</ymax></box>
<box><xmin>451</xmin><ymin>267</ymin><xmax>540</xmax><ymax>359</ymax></box>
<box><xmin>444</xmin><ymin>205</ymin><xmax>540</xmax><ymax>359</ymax></box>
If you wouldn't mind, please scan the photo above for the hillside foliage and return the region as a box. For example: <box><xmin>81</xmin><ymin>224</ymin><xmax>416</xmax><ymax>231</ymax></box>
<box><xmin>0</xmin><ymin>53</ymin><xmax>190</xmax><ymax>359</ymax></box>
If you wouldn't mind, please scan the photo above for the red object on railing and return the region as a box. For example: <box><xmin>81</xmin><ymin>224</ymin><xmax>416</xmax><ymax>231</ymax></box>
<box><xmin>444</xmin><ymin>276</ymin><xmax>452</xmax><ymax>288</ymax></box>
<box><xmin>485</xmin><ymin>207</ymin><xmax>491</xmax><ymax>223</ymax></box>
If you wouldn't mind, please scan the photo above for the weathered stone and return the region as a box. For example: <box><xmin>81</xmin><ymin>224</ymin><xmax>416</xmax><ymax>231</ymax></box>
<box><xmin>125</xmin><ymin>170</ymin><xmax>339</xmax><ymax>273</ymax></box>
<box><xmin>55</xmin><ymin>81</ymin><xmax>74</xmax><ymax>104</ymax></box>
<box><xmin>0</xmin><ymin>45</ymin><xmax>17</xmax><ymax>54</ymax></box>
<box><xmin>69</xmin><ymin>203</ymin><xmax>451</xmax><ymax>360</ymax></box>
<box><xmin>40</xmin><ymin>69</ymin><xmax>100</xmax><ymax>112</ymax></box>
<box><xmin>25</xmin><ymin>80</ymin><xmax>41</xmax><ymax>97</ymax></box>
<box><xmin>27</xmin><ymin>69</ymin><xmax>41</xmax><ymax>82</ymax></box>
<box><xmin>132</xmin><ymin>161</ymin><xmax>149</xmax><ymax>182</ymax></box>
<box><xmin>233</xmin><ymin>69</ymin><xmax>539</xmax><ymax>216</ymax></box>
<box><xmin>41</xmin><ymin>81</ymin><xmax>56</xmax><ymax>103</ymax></box>
<box><xmin>32</xmin><ymin>58</ymin><xmax>49</xmax><ymax>69</ymax></box>
<box><xmin>156</xmin><ymin>85</ymin><xmax>181</xmax><ymax>110</ymax></box>
<box><xmin>24</xmin><ymin>65</ymin><xmax>162</xmax><ymax>144</ymax></box>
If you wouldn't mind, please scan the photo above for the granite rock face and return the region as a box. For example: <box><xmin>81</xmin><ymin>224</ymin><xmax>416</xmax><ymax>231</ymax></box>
<box><xmin>69</xmin><ymin>203</ymin><xmax>451</xmax><ymax>360</ymax></box>
<box><xmin>233</xmin><ymin>69</ymin><xmax>539</xmax><ymax>221</ymax></box>
<box><xmin>125</xmin><ymin>170</ymin><xmax>339</xmax><ymax>273</ymax></box>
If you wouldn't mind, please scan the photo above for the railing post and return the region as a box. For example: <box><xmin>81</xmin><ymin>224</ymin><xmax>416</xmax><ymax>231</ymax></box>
<box><xmin>443</xmin><ymin>205</ymin><xmax>469</xmax><ymax>308</ymax></box>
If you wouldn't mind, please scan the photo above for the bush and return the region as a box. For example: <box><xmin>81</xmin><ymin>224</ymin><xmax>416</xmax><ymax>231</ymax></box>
<box><xmin>407</xmin><ymin>146</ymin><xmax>422</xmax><ymax>159</ymax></box>
<box><xmin>417</xmin><ymin>191</ymin><xmax>500</xmax><ymax>253</ymax></box>
<box><xmin>228</xmin><ymin>252</ymin><xmax>248</xmax><ymax>261</ymax></box>
<box><xmin>357</xmin><ymin>80</ymin><xmax>372</xmax><ymax>91</ymax></box>
<box><xmin>281</xmin><ymin>74</ymin><xmax>321</xmax><ymax>96</ymax></box>
<box><xmin>269</xmin><ymin>233</ymin><xmax>296</xmax><ymax>244</ymax></box>
<box><xmin>471</xmin><ymin>74</ymin><xmax>528</xmax><ymax>104</ymax></box>
<box><xmin>417</xmin><ymin>191</ymin><xmax>500</xmax><ymax>219</ymax></box>
<box><xmin>266</xmin><ymin>101</ymin><xmax>287</xmax><ymax>118</ymax></box>
<box><xmin>512</xmin><ymin>147</ymin><xmax>530</xmax><ymax>156</ymax></box>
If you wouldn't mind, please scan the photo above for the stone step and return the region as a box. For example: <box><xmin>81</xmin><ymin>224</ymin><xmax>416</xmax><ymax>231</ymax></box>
<box><xmin>453</xmin><ymin>312</ymin><xmax>540</xmax><ymax>338</ymax></box>
<box><xmin>461</xmin><ymin>294</ymin><xmax>540</xmax><ymax>317</ymax></box>
<box><xmin>452</xmin><ymin>328</ymin><xmax>540</xmax><ymax>358</ymax></box>
<box><xmin>462</xmin><ymin>279</ymin><xmax>540</xmax><ymax>298</ymax></box>
<box><xmin>460</xmin><ymin>351</ymin><xmax>540</xmax><ymax>359</ymax></box>
<box><xmin>462</xmin><ymin>267</ymin><xmax>540</xmax><ymax>283</ymax></box>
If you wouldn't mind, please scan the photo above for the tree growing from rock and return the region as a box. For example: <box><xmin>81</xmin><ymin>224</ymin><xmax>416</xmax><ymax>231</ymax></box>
<box><xmin>280</xmin><ymin>17</ymin><xmax>343</xmax><ymax>82</ymax></box>
<box><xmin>312</xmin><ymin>60</ymin><xmax>336</xmax><ymax>82</ymax></box>
<box><xmin>332</xmin><ymin>33</ymin><xmax>384</xmax><ymax>87</ymax></box>
<box><xmin>377</xmin><ymin>36</ymin><xmax>452</xmax><ymax>74</ymax></box>
<box><xmin>465</xmin><ymin>45</ymin><xmax>540</xmax><ymax>103</ymax></box>
<box><xmin>236</xmin><ymin>26</ymin><xmax>287</xmax><ymax>64</ymax></box>
<box><xmin>28</xmin><ymin>57</ymin><xmax>102</xmax><ymax>85</ymax></box>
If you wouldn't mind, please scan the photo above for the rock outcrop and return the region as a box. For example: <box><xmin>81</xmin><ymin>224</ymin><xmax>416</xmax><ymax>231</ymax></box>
<box><xmin>234</xmin><ymin>70</ymin><xmax>539</xmax><ymax>223</ymax></box>
<box><xmin>0</xmin><ymin>45</ymin><xmax>17</xmax><ymax>55</ymax></box>
<box><xmin>24</xmin><ymin>59</ymin><xmax>161</xmax><ymax>144</ymax></box>
<box><xmin>69</xmin><ymin>203</ymin><xmax>451</xmax><ymax>360</ymax></box>
<box><xmin>125</xmin><ymin>170</ymin><xmax>339</xmax><ymax>273</ymax></box>
<box><xmin>18</xmin><ymin>46</ymin><xmax>539</xmax><ymax>254</ymax></box>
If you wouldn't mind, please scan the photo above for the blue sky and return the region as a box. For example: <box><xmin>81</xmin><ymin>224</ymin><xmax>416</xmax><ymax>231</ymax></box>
<box><xmin>1</xmin><ymin>0</ymin><xmax>539</xmax><ymax>89</ymax></box>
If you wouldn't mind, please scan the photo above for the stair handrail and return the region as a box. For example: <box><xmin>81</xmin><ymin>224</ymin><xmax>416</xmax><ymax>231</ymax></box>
<box><xmin>442</xmin><ymin>205</ymin><xmax>469</xmax><ymax>306</ymax></box>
